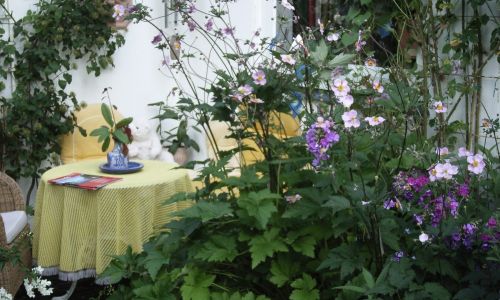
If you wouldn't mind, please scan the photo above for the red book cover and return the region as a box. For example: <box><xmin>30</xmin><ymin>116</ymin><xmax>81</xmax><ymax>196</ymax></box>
<box><xmin>48</xmin><ymin>173</ymin><xmax>122</xmax><ymax>190</ymax></box>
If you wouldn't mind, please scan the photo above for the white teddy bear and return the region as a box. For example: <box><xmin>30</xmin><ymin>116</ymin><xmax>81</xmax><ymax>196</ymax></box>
<box><xmin>128</xmin><ymin>119</ymin><xmax>174</xmax><ymax>162</ymax></box>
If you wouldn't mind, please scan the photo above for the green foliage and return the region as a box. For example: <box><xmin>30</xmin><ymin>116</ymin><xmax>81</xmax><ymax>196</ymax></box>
<box><xmin>103</xmin><ymin>1</ymin><xmax>499</xmax><ymax>300</ymax></box>
<box><xmin>0</xmin><ymin>0</ymin><xmax>124</xmax><ymax>179</ymax></box>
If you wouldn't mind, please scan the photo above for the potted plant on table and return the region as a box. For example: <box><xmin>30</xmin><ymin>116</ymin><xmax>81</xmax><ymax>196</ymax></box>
<box><xmin>90</xmin><ymin>89</ymin><xmax>133</xmax><ymax>169</ymax></box>
<box><xmin>164</xmin><ymin>118</ymin><xmax>199</xmax><ymax>165</ymax></box>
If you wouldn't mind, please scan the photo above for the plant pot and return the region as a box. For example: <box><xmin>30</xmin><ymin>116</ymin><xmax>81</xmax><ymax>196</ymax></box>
<box><xmin>107</xmin><ymin>142</ymin><xmax>129</xmax><ymax>169</ymax></box>
<box><xmin>173</xmin><ymin>147</ymin><xmax>189</xmax><ymax>165</ymax></box>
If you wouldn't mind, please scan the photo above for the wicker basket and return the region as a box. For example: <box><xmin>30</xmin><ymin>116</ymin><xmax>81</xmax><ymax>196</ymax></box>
<box><xmin>0</xmin><ymin>172</ymin><xmax>32</xmax><ymax>296</ymax></box>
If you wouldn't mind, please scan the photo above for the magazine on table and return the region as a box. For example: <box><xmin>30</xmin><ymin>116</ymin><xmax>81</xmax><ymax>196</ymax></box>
<box><xmin>48</xmin><ymin>173</ymin><xmax>122</xmax><ymax>190</ymax></box>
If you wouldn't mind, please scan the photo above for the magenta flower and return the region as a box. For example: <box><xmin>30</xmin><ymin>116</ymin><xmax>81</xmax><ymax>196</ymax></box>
<box><xmin>252</xmin><ymin>70</ymin><xmax>267</xmax><ymax>85</ymax></box>
<box><xmin>487</xmin><ymin>217</ymin><xmax>497</xmax><ymax>229</ymax></box>
<box><xmin>151</xmin><ymin>33</ymin><xmax>162</xmax><ymax>45</ymax></box>
<box><xmin>187</xmin><ymin>20</ymin><xmax>196</xmax><ymax>32</ymax></box>
<box><xmin>342</xmin><ymin>110</ymin><xmax>360</xmax><ymax>128</ymax></box>
<box><xmin>223</xmin><ymin>27</ymin><xmax>235</xmax><ymax>36</ymax></box>
<box><xmin>205</xmin><ymin>18</ymin><xmax>214</xmax><ymax>31</ymax></box>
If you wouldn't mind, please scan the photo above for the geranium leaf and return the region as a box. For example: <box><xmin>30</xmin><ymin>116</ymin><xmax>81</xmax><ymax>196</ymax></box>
<box><xmin>291</xmin><ymin>236</ymin><xmax>316</xmax><ymax>258</ymax></box>
<box><xmin>249</xmin><ymin>228</ymin><xmax>288</xmax><ymax>269</ymax></box>
<box><xmin>181</xmin><ymin>269</ymin><xmax>214</xmax><ymax>300</ymax></box>
<box><xmin>269</xmin><ymin>256</ymin><xmax>299</xmax><ymax>287</ymax></box>
<box><xmin>237</xmin><ymin>190</ymin><xmax>279</xmax><ymax>229</ymax></box>
<box><xmin>194</xmin><ymin>235</ymin><xmax>238</xmax><ymax>262</ymax></box>
<box><xmin>290</xmin><ymin>274</ymin><xmax>319</xmax><ymax>300</ymax></box>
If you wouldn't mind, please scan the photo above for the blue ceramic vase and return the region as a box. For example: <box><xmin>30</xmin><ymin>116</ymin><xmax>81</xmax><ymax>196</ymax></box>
<box><xmin>107</xmin><ymin>142</ymin><xmax>129</xmax><ymax>169</ymax></box>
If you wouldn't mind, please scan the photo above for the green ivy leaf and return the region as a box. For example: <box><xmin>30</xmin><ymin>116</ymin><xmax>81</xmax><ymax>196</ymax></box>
<box><xmin>194</xmin><ymin>235</ymin><xmax>238</xmax><ymax>262</ymax></box>
<box><xmin>290</xmin><ymin>274</ymin><xmax>319</xmax><ymax>300</ymax></box>
<box><xmin>237</xmin><ymin>190</ymin><xmax>280</xmax><ymax>229</ymax></box>
<box><xmin>180</xmin><ymin>269</ymin><xmax>215</xmax><ymax>300</ymax></box>
<box><xmin>249</xmin><ymin>228</ymin><xmax>288</xmax><ymax>269</ymax></box>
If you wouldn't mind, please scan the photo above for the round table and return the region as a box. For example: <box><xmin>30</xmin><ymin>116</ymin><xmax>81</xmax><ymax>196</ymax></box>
<box><xmin>32</xmin><ymin>159</ymin><xmax>193</xmax><ymax>281</ymax></box>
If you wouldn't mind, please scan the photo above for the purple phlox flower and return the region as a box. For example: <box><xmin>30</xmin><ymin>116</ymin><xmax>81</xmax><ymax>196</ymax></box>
<box><xmin>446</xmin><ymin>196</ymin><xmax>459</xmax><ymax>217</ymax></box>
<box><xmin>151</xmin><ymin>33</ymin><xmax>163</xmax><ymax>45</ymax></box>
<box><xmin>223</xmin><ymin>27</ymin><xmax>235</xmax><ymax>36</ymax></box>
<box><xmin>480</xmin><ymin>233</ymin><xmax>493</xmax><ymax>250</ymax></box>
<box><xmin>463</xmin><ymin>223</ymin><xmax>477</xmax><ymax>236</ymax></box>
<box><xmin>430</xmin><ymin>196</ymin><xmax>444</xmax><ymax>227</ymax></box>
<box><xmin>407</xmin><ymin>175</ymin><xmax>429</xmax><ymax>192</ymax></box>
<box><xmin>392</xmin><ymin>251</ymin><xmax>404</xmax><ymax>262</ymax></box>
<box><xmin>205</xmin><ymin>18</ymin><xmax>214</xmax><ymax>31</ymax></box>
<box><xmin>186</xmin><ymin>19</ymin><xmax>196</xmax><ymax>32</ymax></box>
<box><xmin>305</xmin><ymin>117</ymin><xmax>339</xmax><ymax>167</ymax></box>
<box><xmin>487</xmin><ymin>217</ymin><xmax>497</xmax><ymax>229</ymax></box>
<box><xmin>414</xmin><ymin>214</ymin><xmax>423</xmax><ymax>226</ymax></box>
<box><xmin>252</xmin><ymin>70</ymin><xmax>267</xmax><ymax>85</ymax></box>
<box><xmin>457</xmin><ymin>183</ymin><xmax>470</xmax><ymax>198</ymax></box>
<box><xmin>384</xmin><ymin>199</ymin><xmax>396</xmax><ymax>210</ymax></box>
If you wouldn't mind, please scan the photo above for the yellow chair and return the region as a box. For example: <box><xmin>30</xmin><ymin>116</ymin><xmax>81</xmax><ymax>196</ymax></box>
<box><xmin>60</xmin><ymin>103</ymin><xmax>124</xmax><ymax>164</ymax></box>
<box><xmin>241</xmin><ymin>112</ymin><xmax>301</xmax><ymax>165</ymax></box>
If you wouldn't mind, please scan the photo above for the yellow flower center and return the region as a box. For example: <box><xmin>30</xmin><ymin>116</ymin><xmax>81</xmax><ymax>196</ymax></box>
<box><xmin>473</xmin><ymin>160</ymin><xmax>479</xmax><ymax>167</ymax></box>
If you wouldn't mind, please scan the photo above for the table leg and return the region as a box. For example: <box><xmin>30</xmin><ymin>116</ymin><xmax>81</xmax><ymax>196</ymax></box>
<box><xmin>52</xmin><ymin>281</ymin><xmax>77</xmax><ymax>300</ymax></box>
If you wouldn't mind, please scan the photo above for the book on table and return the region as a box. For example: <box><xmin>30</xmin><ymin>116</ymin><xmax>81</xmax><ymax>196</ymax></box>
<box><xmin>48</xmin><ymin>173</ymin><xmax>122</xmax><ymax>190</ymax></box>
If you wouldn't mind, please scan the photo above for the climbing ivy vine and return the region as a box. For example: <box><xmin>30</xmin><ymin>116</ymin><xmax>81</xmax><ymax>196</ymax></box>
<box><xmin>0</xmin><ymin>0</ymin><xmax>125</xmax><ymax>181</ymax></box>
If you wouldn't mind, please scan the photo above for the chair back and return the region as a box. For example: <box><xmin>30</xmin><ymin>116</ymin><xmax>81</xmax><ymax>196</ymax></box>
<box><xmin>0</xmin><ymin>172</ymin><xmax>24</xmax><ymax>213</ymax></box>
<box><xmin>60</xmin><ymin>103</ymin><xmax>124</xmax><ymax>164</ymax></box>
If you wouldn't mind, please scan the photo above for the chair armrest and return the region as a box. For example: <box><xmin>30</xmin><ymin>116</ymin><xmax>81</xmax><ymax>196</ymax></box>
<box><xmin>0</xmin><ymin>172</ymin><xmax>25</xmax><ymax>212</ymax></box>
<box><xmin>0</xmin><ymin>216</ymin><xmax>8</xmax><ymax>248</ymax></box>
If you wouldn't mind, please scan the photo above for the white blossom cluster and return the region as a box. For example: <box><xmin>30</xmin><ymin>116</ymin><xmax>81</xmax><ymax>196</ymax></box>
<box><xmin>23</xmin><ymin>266</ymin><xmax>53</xmax><ymax>298</ymax></box>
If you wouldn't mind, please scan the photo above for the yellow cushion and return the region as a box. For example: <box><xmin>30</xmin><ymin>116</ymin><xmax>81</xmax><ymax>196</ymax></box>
<box><xmin>60</xmin><ymin>104</ymin><xmax>123</xmax><ymax>164</ymax></box>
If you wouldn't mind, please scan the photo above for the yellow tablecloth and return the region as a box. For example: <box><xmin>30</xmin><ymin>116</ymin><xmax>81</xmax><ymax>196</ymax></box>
<box><xmin>32</xmin><ymin>159</ymin><xmax>192</xmax><ymax>279</ymax></box>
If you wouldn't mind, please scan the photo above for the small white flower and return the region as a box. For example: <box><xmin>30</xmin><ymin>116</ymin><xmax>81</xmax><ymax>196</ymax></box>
<box><xmin>435</xmin><ymin>147</ymin><xmax>449</xmax><ymax>156</ymax></box>
<box><xmin>364</xmin><ymin>116</ymin><xmax>385</xmax><ymax>126</ymax></box>
<box><xmin>419</xmin><ymin>232</ymin><xmax>429</xmax><ymax>243</ymax></box>
<box><xmin>458</xmin><ymin>147</ymin><xmax>472</xmax><ymax>157</ymax></box>
<box><xmin>434</xmin><ymin>101</ymin><xmax>447</xmax><ymax>113</ymax></box>
<box><xmin>467</xmin><ymin>153</ymin><xmax>486</xmax><ymax>174</ymax></box>
<box><xmin>337</xmin><ymin>95</ymin><xmax>354</xmax><ymax>108</ymax></box>
<box><xmin>0</xmin><ymin>288</ymin><xmax>12</xmax><ymax>300</ymax></box>
<box><xmin>361</xmin><ymin>201</ymin><xmax>371</xmax><ymax>205</ymax></box>
<box><xmin>281</xmin><ymin>0</ymin><xmax>295</xmax><ymax>10</ymax></box>
<box><xmin>332</xmin><ymin>79</ymin><xmax>350</xmax><ymax>97</ymax></box>
<box><xmin>280</xmin><ymin>54</ymin><xmax>296</xmax><ymax>65</ymax></box>
<box><xmin>285</xmin><ymin>194</ymin><xmax>302</xmax><ymax>203</ymax></box>
<box><xmin>342</xmin><ymin>110</ymin><xmax>360</xmax><ymax>128</ymax></box>
<box><xmin>326</xmin><ymin>32</ymin><xmax>340</xmax><ymax>42</ymax></box>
